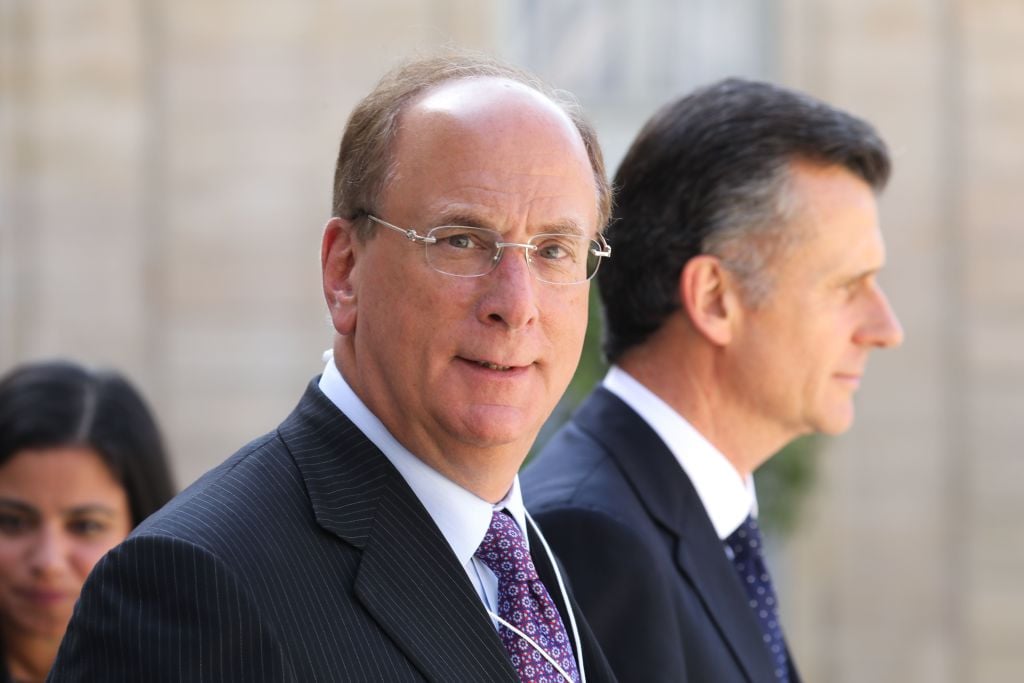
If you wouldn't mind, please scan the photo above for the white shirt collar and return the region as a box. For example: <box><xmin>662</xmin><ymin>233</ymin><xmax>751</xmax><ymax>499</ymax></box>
<box><xmin>603</xmin><ymin>365</ymin><xmax>756</xmax><ymax>539</ymax></box>
<box><xmin>317</xmin><ymin>355</ymin><xmax>528</xmax><ymax>568</ymax></box>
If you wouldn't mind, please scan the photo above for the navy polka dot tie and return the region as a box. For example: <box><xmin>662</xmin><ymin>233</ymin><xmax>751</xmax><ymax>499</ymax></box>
<box><xmin>475</xmin><ymin>510</ymin><xmax>580</xmax><ymax>683</ymax></box>
<box><xmin>725</xmin><ymin>515</ymin><xmax>791</xmax><ymax>682</ymax></box>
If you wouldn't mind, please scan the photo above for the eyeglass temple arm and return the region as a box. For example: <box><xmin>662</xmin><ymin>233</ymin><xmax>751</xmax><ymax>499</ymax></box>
<box><xmin>366</xmin><ymin>215</ymin><xmax>437</xmax><ymax>245</ymax></box>
<box><xmin>592</xmin><ymin>240</ymin><xmax>612</xmax><ymax>258</ymax></box>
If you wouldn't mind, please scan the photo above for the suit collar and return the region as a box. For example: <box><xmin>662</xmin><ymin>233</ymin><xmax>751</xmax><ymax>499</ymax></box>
<box><xmin>277</xmin><ymin>381</ymin><xmax>519</xmax><ymax>682</ymax></box>
<box><xmin>571</xmin><ymin>387</ymin><xmax>695</xmax><ymax>536</ymax></box>
<box><xmin>317</xmin><ymin>358</ymin><xmax>529</xmax><ymax>567</ymax></box>
<box><xmin>603</xmin><ymin>366</ymin><xmax>755</xmax><ymax>538</ymax></box>
<box><xmin>572</xmin><ymin>387</ymin><xmax>781</xmax><ymax>682</ymax></box>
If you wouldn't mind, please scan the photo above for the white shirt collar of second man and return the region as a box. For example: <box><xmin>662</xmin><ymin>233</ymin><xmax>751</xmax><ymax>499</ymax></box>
<box><xmin>316</xmin><ymin>354</ymin><xmax>529</xmax><ymax>569</ymax></box>
<box><xmin>603</xmin><ymin>365</ymin><xmax>756</xmax><ymax>540</ymax></box>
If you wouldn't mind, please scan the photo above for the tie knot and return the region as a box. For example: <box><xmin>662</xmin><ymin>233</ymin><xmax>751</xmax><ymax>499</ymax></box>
<box><xmin>726</xmin><ymin>514</ymin><xmax>764</xmax><ymax>561</ymax></box>
<box><xmin>475</xmin><ymin>510</ymin><xmax>539</xmax><ymax>583</ymax></box>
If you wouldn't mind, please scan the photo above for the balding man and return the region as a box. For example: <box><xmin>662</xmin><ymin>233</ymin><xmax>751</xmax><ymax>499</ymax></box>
<box><xmin>53</xmin><ymin>53</ymin><xmax>616</xmax><ymax>683</ymax></box>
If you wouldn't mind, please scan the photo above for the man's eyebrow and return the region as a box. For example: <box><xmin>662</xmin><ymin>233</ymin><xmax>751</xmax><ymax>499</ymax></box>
<box><xmin>837</xmin><ymin>266</ymin><xmax>881</xmax><ymax>287</ymax></box>
<box><xmin>536</xmin><ymin>220</ymin><xmax>586</xmax><ymax>236</ymax></box>
<box><xmin>434</xmin><ymin>211</ymin><xmax>489</xmax><ymax>228</ymax></box>
<box><xmin>434</xmin><ymin>213</ymin><xmax>588</xmax><ymax>237</ymax></box>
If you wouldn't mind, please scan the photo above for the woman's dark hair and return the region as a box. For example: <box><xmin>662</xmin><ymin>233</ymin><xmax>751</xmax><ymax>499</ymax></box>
<box><xmin>0</xmin><ymin>360</ymin><xmax>176</xmax><ymax>526</ymax></box>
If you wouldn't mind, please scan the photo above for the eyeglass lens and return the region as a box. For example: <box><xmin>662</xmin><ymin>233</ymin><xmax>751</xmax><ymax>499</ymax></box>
<box><xmin>426</xmin><ymin>226</ymin><xmax>600</xmax><ymax>284</ymax></box>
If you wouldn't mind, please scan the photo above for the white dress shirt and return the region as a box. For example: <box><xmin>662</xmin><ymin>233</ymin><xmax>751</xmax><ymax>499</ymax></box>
<box><xmin>317</xmin><ymin>355</ymin><xmax>525</xmax><ymax>616</ymax></box>
<box><xmin>603</xmin><ymin>365</ymin><xmax>757</xmax><ymax>540</ymax></box>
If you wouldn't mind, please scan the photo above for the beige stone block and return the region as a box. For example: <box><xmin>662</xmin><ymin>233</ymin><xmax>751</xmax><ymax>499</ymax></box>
<box><xmin>966</xmin><ymin>247</ymin><xmax>1024</xmax><ymax>308</ymax></box>
<box><xmin>967</xmin><ymin>319</ymin><xmax>1024</xmax><ymax>380</ymax></box>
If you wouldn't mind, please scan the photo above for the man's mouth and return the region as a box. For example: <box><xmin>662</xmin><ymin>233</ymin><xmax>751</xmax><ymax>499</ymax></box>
<box><xmin>475</xmin><ymin>360</ymin><xmax>513</xmax><ymax>371</ymax></box>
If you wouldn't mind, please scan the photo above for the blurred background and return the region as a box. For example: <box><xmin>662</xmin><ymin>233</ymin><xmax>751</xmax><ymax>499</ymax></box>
<box><xmin>1</xmin><ymin>1</ymin><xmax>1021</xmax><ymax>680</ymax></box>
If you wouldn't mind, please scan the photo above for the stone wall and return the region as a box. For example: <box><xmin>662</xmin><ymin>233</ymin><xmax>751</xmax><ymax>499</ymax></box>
<box><xmin>0</xmin><ymin>0</ymin><xmax>499</xmax><ymax>485</ymax></box>
<box><xmin>778</xmin><ymin>1</ymin><xmax>1024</xmax><ymax>680</ymax></box>
<box><xmin>1</xmin><ymin>1</ymin><xmax>1021</xmax><ymax>679</ymax></box>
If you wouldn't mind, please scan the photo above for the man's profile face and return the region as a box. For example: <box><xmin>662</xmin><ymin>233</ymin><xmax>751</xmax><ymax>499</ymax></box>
<box><xmin>338</xmin><ymin>77</ymin><xmax>599</xmax><ymax>480</ymax></box>
<box><xmin>724</xmin><ymin>160</ymin><xmax>904</xmax><ymax>439</ymax></box>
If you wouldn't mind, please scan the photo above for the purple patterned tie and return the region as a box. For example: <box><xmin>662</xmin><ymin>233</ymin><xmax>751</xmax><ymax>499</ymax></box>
<box><xmin>475</xmin><ymin>510</ymin><xmax>580</xmax><ymax>683</ymax></box>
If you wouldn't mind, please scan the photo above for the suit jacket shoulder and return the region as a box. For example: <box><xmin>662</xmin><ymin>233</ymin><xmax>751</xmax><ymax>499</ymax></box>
<box><xmin>523</xmin><ymin>387</ymin><xmax>789</xmax><ymax>683</ymax></box>
<box><xmin>52</xmin><ymin>382</ymin><xmax>518</xmax><ymax>682</ymax></box>
<box><xmin>53</xmin><ymin>381</ymin><xmax>618</xmax><ymax>683</ymax></box>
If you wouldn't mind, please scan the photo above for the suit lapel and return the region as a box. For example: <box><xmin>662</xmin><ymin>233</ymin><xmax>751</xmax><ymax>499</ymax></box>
<box><xmin>572</xmin><ymin>388</ymin><xmax>778</xmax><ymax>682</ymax></box>
<box><xmin>353</xmin><ymin>477</ymin><xmax>519</xmax><ymax>683</ymax></box>
<box><xmin>279</xmin><ymin>383</ymin><xmax>518</xmax><ymax>683</ymax></box>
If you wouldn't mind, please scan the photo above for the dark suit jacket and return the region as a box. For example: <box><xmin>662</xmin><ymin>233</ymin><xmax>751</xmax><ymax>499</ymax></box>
<box><xmin>522</xmin><ymin>387</ymin><xmax>800</xmax><ymax>683</ymax></box>
<box><xmin>50</xmin><ymin>381</ymin><xmax>615</xmax><ymax>682</ymax></box>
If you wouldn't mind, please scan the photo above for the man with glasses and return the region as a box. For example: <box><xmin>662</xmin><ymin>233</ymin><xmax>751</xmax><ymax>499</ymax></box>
<box><xmin>52</xmin><ymin>53</ymin><xmax>616</xmax><ymax>682</ymax></box>
<box><xmin>523</xmin><ymin>79</ymin><xmax>904</xmax><ymax>682</ymax></box>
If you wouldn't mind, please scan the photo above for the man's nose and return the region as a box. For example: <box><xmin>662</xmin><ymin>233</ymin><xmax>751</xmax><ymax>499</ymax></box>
<box><xmin>477</xmin><ymin>245</ymin><xmax>540</xmax><ymax>330</ymax></box>
<box><xmin>855</xmin><ymin>283</ymin><xmax>904</xmax><ymax>349</ymax></box>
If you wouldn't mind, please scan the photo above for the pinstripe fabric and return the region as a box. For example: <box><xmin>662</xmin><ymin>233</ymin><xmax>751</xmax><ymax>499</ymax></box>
<box><xmin>49</xmin><ymin>381</ymin><xmax>616</xmax><ymax>682</ymax></box>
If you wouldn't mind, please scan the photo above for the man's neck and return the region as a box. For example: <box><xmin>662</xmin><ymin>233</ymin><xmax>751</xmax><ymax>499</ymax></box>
<box><xmin>617</xmin><ymin>352</ymin><xmax>788</xmax><ymax>478</ymax></box>
<box><xmin>324</xmin><ymin>349</ymin><xmax>528</xmax><ymax>503</ymax></box>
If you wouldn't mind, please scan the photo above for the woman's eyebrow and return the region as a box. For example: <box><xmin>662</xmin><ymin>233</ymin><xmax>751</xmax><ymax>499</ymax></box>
<box><xmin>64</xmin><ymin>505</ymin><xmax>118</xmax><ymax>517</ymax></box>
<box><xmin>0</xmin><ymin>499</ymin><xmax>35</xmax><ymax>513</ymax></box>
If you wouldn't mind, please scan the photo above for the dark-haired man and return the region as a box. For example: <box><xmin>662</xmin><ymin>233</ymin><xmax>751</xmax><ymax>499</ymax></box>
<box><xmin>52</xmin><ymin>53</ymin><xmax>616</xmax><ymax>682</ymax></box>
<box><xmin>524</xmin><ymin>79</ymin><xmax>904</xmax><ymax>682</ymax></box>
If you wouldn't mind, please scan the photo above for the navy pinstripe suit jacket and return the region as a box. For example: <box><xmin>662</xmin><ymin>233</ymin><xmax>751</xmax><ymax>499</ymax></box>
<box><xmin>50</xmin><ymin>381</ymin><xmax>616</xmax><ymax>682</ymax></box>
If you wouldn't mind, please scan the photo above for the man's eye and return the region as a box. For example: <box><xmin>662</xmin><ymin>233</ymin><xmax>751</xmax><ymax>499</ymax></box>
<box><xmin>534</xmin><ymin>238</ymin><xmax>575</xmax><ymax>261</ymax></box>
<box><xmin>439</xmin><ymin>232</ymin><xmax>494</xmax><ymax>251</ymax></box>
<box><xmin>843</xmin><ymin>275</ymin><xmax>871</xmax><ymax>298</ymax></box>
<box><xmin>444</xmin><ymin>233</ymin><xmax>475</xmax><ymax>249</ymax></box>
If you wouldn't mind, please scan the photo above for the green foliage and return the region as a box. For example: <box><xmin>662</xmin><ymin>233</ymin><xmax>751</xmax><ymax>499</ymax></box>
<box><xmin>753</xmin><ymin>435</ymin><xmax>819</xmax><ymax>535</ymax></box>
<box><xmin>566</xmin><ymin>293</ymin><xmax>609</xmax><ymax>401</ymax></box>
<box><xmin>529</xmin><ymin>294</ymin><xmax>607</xmax><ymax>461</ymax></box>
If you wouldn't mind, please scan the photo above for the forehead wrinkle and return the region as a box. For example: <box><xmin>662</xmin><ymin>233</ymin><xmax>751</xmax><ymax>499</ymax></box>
<box><xmin>430</xmin><ymin>205</ymin><xmax>587</xmax><ymax>238</ymax></box>
<box><xmin>425</xmin><ymin>183</ymin><xmax>589</xmax><ymax>235</ymax></box>
<box><xmin>392</xmin><ymin>101</ymin><xmax>597</xmax><ymax>238</ymax></box>
<box><xmin>530</xmin><ymin>218</ymin><xmax>586</xmax><ymax>236</ymax></box>
<box><xmin>430</xmin><ymin>160</ymin><xmax>586</xmax><ymax>194</ymax></box>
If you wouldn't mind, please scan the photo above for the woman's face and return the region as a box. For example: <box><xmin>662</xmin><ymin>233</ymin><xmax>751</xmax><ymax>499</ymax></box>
<box><xmin>0</xmin><ymin>447</ymin><xmax>131</xmax><ymax>639</ymax></box>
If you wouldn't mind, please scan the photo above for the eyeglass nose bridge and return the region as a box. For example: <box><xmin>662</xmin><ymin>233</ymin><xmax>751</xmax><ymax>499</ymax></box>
<box><xmin>489</xmin><ymin>240</ymin><xmax>538</xmax><ymax>268</ymax></box>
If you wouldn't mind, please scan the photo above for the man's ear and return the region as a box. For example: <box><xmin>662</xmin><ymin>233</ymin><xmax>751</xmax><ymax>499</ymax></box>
<box><xmin>321</xmin><ymin>217</ymin><xmax>359</xmax><ymax>336</ymax></box>
<box><xmin>679</xmin><ymin>255</ymin><xmax>740</xmax><ymax>347</ymax></box>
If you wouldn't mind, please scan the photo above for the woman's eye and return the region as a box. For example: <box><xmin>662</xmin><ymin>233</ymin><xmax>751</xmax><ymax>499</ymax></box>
<box><xmin>0</xmin><ymin>513</ymin><xmax>29</xmax><ymax>535</ymax></box>
<box><xmin>67</xmin><ymin>518</ymin><xmax>108</xmax><ymax>537</ymax></box>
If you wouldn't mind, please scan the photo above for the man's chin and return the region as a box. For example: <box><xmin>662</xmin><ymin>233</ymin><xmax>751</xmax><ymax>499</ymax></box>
<box><xmin>816</xmin><ymin>409</ymin><xmax>855</xmax><ymax>436</ymax></box>
<box><xmin>449</xmin><ymin>405</ymin><xmax>543</xmax><ymax>450</ymax></box>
